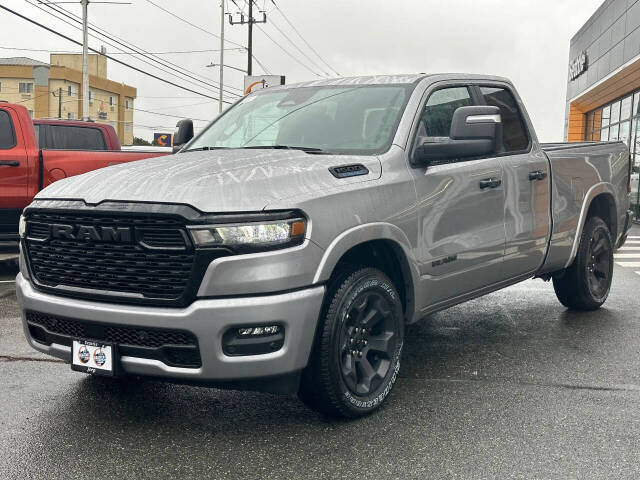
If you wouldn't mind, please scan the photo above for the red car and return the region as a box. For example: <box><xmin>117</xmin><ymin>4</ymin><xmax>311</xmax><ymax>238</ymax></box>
<box><xmin>0</xmin><ymin>103</ymin><xmax>169</xmax><ymax>243</ymax></box>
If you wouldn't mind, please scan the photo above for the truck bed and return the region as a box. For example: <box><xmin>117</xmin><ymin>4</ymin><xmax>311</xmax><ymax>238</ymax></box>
<box><xmin>538</xmin><ymin>140</ymin><xmax>630</xmax><ymax>275</ymax></box>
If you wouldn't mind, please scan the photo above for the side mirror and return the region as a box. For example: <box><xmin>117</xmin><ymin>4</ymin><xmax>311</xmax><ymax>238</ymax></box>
<box><xmin>172</xmin><ymin>119</ymin><xmax>194</xmax><ymax>153</ymax></box>
<box><xmin>412</xmin><ymin>106</ymin><xmax>502</xmax><ymax>166</ymax></box>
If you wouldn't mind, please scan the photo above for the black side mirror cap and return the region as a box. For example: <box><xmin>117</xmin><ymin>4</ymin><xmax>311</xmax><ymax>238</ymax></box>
<box><xmin>172</xmin><ymin>119</ymin><xmax>194</xmax><ymax>153</ymax></box>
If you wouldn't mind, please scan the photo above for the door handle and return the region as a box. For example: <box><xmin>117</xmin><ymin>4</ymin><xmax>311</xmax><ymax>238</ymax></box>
<box><xmin>528</xmin><ymin>170</ymin><xmax>547</xmax><ymax>181</ymax></box>
<box><xmin>479</xmin><ymin>178</ymin><xmax>502</xmax><ymax>189</ymax></box>
<box><xmin>0</xmin><ymin>160</ymin><xmax>19</xmax><ymax>167</ymax></box>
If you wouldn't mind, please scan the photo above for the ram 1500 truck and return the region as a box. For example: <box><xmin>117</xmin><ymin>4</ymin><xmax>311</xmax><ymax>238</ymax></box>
<box><xmin>0</xmin><ymin>103</ymin><xmax>169</xmax><ymax>243</ymax></box>
<box><xmin>15</xmin><ymin>74</ymin><xmax>633</xmax><ymax>418</ymax></box>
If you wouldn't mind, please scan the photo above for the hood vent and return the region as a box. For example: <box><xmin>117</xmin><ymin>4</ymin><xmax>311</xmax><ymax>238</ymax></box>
<box><xmin>329</xmin><ymin>164</ymin><xmax>370</xmax><ymax>179</ymax></box>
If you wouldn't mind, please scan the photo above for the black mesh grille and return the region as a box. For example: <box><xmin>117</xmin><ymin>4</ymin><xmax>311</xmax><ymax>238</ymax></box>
<box><xmin>24</xmin><ymin>211</ymin><xmax>195</xmax><ymax>303</ymax></box>
<box><xmin>26</xmin><ymin>311</ymin><xmax>201</xmax><ymax>367</ymax></box>
<box><xmin>26</xmin><ymin>310</ymin><xmax>196</xmax><ymax>347</ymax></box>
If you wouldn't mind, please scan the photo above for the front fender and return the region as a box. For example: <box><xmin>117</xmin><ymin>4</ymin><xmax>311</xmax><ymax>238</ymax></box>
<box><xmin>312</xmin><ymin>222</ymin><xmax>420</xmax><ymax>321</ymax></box>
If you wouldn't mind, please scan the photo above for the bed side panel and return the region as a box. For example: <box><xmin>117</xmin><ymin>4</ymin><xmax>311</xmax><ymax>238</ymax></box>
<box><xmin>538</xmin><ymin>142</ymin><xmax>629</xmax><ymax>274</ymax></box>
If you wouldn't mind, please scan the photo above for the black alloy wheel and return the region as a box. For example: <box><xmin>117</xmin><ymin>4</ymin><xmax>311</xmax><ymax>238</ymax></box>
<box><xmin>553</xmin><ymin>216</ymin><xmax>614</xmax><ymax>310</ymax></box>
<box><xmin>299</xmin><ymin>267</ymin><xmax>404</xmax><ymax>418</ymax></box>
<box><xmin>339</xmin><ymin>291</ymin><xmax>398</xmax><ymax>397</ymax></box>
<box><xmin>586</xmin><ymin>227</ymin><xmax>612</xmax><ymax>299</ymax></box>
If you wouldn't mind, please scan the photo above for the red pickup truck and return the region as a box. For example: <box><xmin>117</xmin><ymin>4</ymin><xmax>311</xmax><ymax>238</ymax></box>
<box><xmin>0</xmin><ymin>103</ymin><xmax>168</xmax><ymax>243</ymax></box>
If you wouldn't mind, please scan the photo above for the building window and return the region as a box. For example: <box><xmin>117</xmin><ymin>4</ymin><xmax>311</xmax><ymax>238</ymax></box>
<box><xmin>125</xmin><ymin>122</ymin><xmax>131</xmax><ymax>132</ymax></box>
<box><xmin>0</xmin><ymin>81</ymin><xmax>2</xmax><ymax>93</ymax></box>
<box><xmin>588</xmin><ymin>91</ymin><xmax>640</xmax><ymax>221</ymax></box>
<box><xmin>109</xmin><ymin>96</ymin><xmax>114</xmax><ymax>106</ymax></box>
<box><xmin>68</xmin><ymin>85</ymin><xmax>73</xmax><ymax>97</ymax></box>
<box><xmin>28</xmin><ymin>110</ymin><xmax>33</xmax><ymax>118</ymax></box>
<box><xmin>125</xmin><ymin>99</ymin><xmax>130</xmax><ymax>109</ymax></box>
<box><xmin>89</xmin><ymin>90</ymin><xmax>93</xmax><ymax>105</ymax></box>
<box><xmin>67</xmin><ymin>112</ymin><xmax>74</xmax><ymax>120</ymax></box>
<box><xmin>19</xmin><ymin>82</ymin><xmax>33</xmax><ymax>94</ymax></box>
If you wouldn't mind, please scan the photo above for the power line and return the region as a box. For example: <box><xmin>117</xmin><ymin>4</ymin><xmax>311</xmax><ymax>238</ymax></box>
<box><xmin>0</xmin><ymin>46</ymin><xmax>246</xmax><ymax>55</ymax></box>
<box><xmin>266</xmin><ymin>16</ymin><xmax>329</xmax><ymax>76</ymax></box>
<box><xmin>29</xmin><ymin>0</ymin><xmax>243</xmax><ymax>97</ymax></box>
<box><xmin>233</xmin><ymin>0</ymin><xmax>323</xmax><ymax>77</ymax></box>
<box><xmin>0</xmin><ymin>4</ymin><xmax>229</xmax><ymax>102</ymax></box>
<box><xmin>270</xmin><ymin>0</ymin><xmax>340</xmax><ymax>76</ymax></box>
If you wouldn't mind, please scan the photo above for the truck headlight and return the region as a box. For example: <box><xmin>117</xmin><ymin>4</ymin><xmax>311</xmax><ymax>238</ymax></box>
<box><xmin>189</xmin><ymin>217</ymin><xmax>306</xmax><ymax>250</ymax></box>
<box><xmin>18</xmin><ymin>215</ymin><xmax>26</xmax><ymax>238</ymax></box>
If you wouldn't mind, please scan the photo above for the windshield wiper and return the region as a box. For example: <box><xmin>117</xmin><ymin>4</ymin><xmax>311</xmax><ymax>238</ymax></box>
<box><xmin>243</xmin><ymin>145</ymin><xmax>327</xmax><ymax>153</ymax></box>
<box><xmin>181</xmin><ymin>146</ymin><xmax>231</xmax><ymax>153</ymax></box>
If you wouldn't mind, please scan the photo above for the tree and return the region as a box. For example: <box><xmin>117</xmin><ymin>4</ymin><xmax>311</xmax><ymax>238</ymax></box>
<box><xmin>132</xmin><ymin>136</ymin><xmax>152</xmax><ymax>146</ymax></box>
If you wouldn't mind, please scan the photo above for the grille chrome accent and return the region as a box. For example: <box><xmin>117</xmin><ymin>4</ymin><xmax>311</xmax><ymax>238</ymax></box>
<box><xmin>24</xmin><ymin>210</ymin><xmax>196</xmax><ymax>304</ymax></box>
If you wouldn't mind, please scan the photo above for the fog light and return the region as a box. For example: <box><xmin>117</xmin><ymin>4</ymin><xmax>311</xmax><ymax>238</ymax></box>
<box><xmin>236</xmin><ymin>325</ymin><xmax>280</xmax><ymax>336</ymax></box>
<box><xmin>223</xmin><ymin>325</ymin><xmax>284</xmax><ymax>356</ymax></box>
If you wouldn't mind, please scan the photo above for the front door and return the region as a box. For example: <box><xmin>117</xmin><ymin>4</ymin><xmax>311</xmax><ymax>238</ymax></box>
<box><xmin>0</xmin><ymin>107</ymin><xmax>28</xmax><ymax>239</ymax></box>
<box><xmin>410</xmin><ymin>85</ymin><xmax>506</xmax><ymax>308</ymax></box>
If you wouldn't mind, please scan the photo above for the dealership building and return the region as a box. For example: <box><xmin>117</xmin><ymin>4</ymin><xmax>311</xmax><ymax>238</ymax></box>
<box><xmin>566</xmin><ymin>0</ymin><xmax>640</xmax><ymax>221</ymax></box>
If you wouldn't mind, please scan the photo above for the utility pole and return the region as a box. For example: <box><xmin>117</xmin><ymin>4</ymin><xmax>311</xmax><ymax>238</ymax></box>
<box><xmin>229</xmin><ymin>0</ymin><xmax>266</xmax><ymax>77</ymax></box>
<box><xmin>247</xmin><ymin>0</ymin><xmax>252</xmax><ymax>76</ymax></box>
<box><xmin>219</xmin><ymin>0</ymin><xmax>224</xmax><ymax>113</ymax></box>
<box><xmin>81</xmin><ymin>0</ymin><xmax>89</xmax><ymax>121</ymax></box>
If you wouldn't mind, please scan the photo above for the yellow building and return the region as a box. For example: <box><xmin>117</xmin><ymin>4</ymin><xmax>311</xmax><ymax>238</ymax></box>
<box><xmin>0</xmin><ymin>54</ymin><xmax>135</xmax><ymax>145</ymax></box>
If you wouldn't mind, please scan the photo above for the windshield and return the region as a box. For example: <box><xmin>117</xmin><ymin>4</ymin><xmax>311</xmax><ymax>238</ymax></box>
<box><xmin>186</xmin><ymin>84</ymin><xmax>412</xmax><ymax>155</ymax></box>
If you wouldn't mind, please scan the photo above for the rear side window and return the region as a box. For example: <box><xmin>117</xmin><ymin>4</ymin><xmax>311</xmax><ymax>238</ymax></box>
<box><xmin>479</xmin><ymin>87</ymin><xmax>529</xmax><ymax>152</ymax></box>
<box><xmin>0</xmin><ymin>110</ymin><xmax>16</xmax><ymax>149</ymax></box>
<box><xmin>45</xmin><ymin>125</ymin><xmax>107</xmax><ymax>150</ymax></box>
<box><xmin>419</xmin><ymin>87</ymin><xmax>473</xmax><ymax>137</ymax></box>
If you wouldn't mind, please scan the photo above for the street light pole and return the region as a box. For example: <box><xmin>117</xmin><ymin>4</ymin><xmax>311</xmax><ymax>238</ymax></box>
<box><xmin>219</xmin><ymin>0</ymin><xmax>224</xmax><ymax>114</ymax></box>
<box><xmin>81</xmin><ymin>0</ymin><xmax>89</xmax><ymax>121</ymax></box>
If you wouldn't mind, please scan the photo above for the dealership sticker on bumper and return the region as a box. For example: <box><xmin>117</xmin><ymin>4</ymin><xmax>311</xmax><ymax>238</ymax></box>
<box><xmin>71</xmin><ymin>340</ymin><xmax>115</xmax><ymax>376</ymax></box>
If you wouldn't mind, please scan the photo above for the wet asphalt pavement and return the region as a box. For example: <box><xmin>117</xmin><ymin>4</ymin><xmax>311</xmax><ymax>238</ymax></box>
<box><xmin>2</xmin><ymin>227</ymin><xmax>640</xmax><ymax>479</ymax></box>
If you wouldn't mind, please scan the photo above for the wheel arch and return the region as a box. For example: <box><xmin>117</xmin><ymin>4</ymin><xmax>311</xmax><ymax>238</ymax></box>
<box><xmin>313</xmin><ymin>223</ymin><xmax>420</xmax><ymax>323</ymax></box>
<box><xmin>565</xmin><ymin>182</ymin><xmax>618</xmax><ymax>268</ymax></box>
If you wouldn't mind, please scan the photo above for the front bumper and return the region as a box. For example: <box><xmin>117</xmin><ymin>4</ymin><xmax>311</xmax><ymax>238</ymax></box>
<box><xmin>16</xmin><ymin>274</ymin><xmax>325</xmax><ymax>387</ymax></box>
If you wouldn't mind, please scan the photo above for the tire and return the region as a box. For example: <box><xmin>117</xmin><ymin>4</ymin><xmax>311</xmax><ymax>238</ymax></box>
<box><xmin>553</xmin><ymin>216</ymin><xmax>614</xmax><ymax>310</ymax></box>
<box><xmin>299</xmin><ymin>267</ymin><xmax>404</xmax><ymax>418</ymax></box>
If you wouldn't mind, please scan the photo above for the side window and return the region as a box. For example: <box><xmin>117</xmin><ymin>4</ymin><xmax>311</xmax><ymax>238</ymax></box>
<box><xmin>0</xmin><ymin>110</ymin><xmax>16</xmax><ymax>149</ymax></box>
<box><xmin>418</xmin><ymin>86</ymin><xmax>473</xmax><ymax>138</ymax></box>
<box><xmin>479</xmin><ymin>86</ymin><xmax>529</xmax><ymax>152</ymax></box>
<box><xmin>48</xmin><ymin>125</ymin><xmax>107</xmax><ymax>150</ymax></box>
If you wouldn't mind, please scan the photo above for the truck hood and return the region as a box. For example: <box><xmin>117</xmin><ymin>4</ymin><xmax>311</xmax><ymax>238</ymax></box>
<box><xmin>35</xmin><ymin>149</ymin><xmax>382</xmax><ymax>212</ymax></box>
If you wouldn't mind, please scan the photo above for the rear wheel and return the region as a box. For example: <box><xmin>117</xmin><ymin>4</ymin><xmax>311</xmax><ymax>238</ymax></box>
<box><xmin>299</xmin><ymin>267</ymin><xmax>404</xmax><ymax>418</ymax></box>
<box><xmin>553</xmin><ymin>216</ymin><xmax>613</xmax><ymax>310</ymax></box>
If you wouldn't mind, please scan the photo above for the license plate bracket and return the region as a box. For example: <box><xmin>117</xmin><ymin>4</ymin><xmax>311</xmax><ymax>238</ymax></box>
<box><xmin>71</xmin><ymin>339</ymin><xmax>117</xmax><ymax>376</ymax></box>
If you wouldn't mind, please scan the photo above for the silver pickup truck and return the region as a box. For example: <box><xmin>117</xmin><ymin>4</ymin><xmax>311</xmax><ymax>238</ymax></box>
<box><xmin>16</xmin><ymin>74</ymin><xmax>633</xmax><ymax>418</ymax></box>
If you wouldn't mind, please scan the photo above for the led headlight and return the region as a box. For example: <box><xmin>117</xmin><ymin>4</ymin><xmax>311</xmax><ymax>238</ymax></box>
<box><xmin>189</xmin><ymin>216</ymin><xmax>306</xmax><ymax>250</ymax></box>
<box><xmin>18</xmin><ymin>215</ymin><xmax>26</xmax><ymax>238</ymax></box>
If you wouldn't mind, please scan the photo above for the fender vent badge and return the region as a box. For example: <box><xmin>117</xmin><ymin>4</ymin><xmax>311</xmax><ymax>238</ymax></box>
<box><xmin>329</xmin><ymin>164</ymin><xmax>370</xmax><ymax>179</ymax></box>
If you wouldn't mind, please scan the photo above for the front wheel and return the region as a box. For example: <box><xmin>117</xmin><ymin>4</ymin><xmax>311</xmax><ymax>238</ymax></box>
<box><xmin>553</xmin><ymin>216</ymin><xmax>614</xmax><ymax>310</ymax></box>
<box><xmin>299</xmin><ymin>267</ymin><xmax>404</xmax><ymax>418</ymax></box>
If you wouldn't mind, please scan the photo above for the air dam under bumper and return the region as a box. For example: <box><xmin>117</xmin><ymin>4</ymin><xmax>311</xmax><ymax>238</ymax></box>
<box><xmin>16</xmin><ymin>274</ymin><xmax>325</xmax><ymax>386</ymax></box>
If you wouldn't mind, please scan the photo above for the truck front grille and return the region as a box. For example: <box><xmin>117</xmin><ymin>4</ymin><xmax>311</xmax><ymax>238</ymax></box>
<box><xmin>23</xmin><ymin>210</ymin><xmax>198</xmax><ymax>305</ymax></box>
<box><xmin>26</xmin><ymin>310</ymin><xmax>202</xmax><ymax>368</ymax></box>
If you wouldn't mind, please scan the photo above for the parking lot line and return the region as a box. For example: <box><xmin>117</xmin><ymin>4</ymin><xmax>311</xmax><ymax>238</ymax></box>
<box><xmin>614</xmin><ymin>253</ymin><xmax>640</xmax><ymax>258</ymax></box>
<box><xmin>616</xmin><ymin>261</ymin><xmax>640</xmax><ymax>267</ymax></box>
<box><xmin>0</xmin><ymin>280</ymin><xmax>15</xmax><ymax>283</ymax></box>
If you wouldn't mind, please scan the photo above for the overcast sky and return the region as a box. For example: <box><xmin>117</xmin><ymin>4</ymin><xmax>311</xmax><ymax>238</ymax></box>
<box><xmin>0</xmin><ymin>0</ymin><xmax>604</xmax><ymax>142</ymax></box>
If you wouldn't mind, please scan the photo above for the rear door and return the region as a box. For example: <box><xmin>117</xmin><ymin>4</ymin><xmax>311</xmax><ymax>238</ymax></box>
<box><xmin>0</xmin><ymin>107</ymin><xmax>28</xmax><ymax>238</ymax></box>
<box><xmin>476</xmin><ymin>85</ymin><xmax>551</xmax><ymax>278</ymax></box>
<box><xmin>409</xmin><ymin>85</ymin><xmax>506</xmax><ymax>307</ymax></box>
